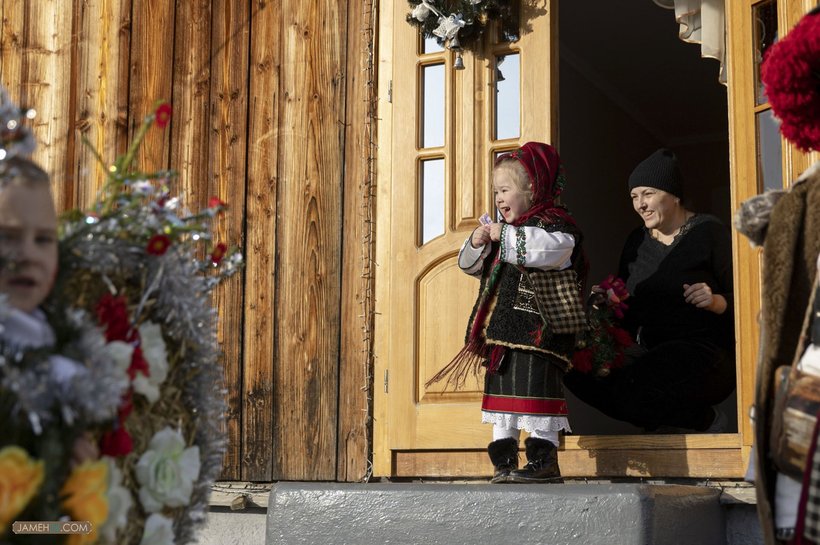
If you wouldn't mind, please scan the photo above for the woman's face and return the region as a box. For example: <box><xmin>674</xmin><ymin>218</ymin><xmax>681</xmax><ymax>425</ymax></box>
<box><xmin>493</xmin><ymin>168</ymin><xmax>531</xmax><ymax>223</ymax></box>
<box><xmin>629</xmin><ymin>186</ymin><xmax>680</xmax><ymax>232</ymax></box>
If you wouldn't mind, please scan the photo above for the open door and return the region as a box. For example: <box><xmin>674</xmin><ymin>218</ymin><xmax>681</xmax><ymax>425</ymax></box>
<box><xmin>374</xmin><ymin>1</ymin><xmax>557</xmax><ymax>476</ymax></box>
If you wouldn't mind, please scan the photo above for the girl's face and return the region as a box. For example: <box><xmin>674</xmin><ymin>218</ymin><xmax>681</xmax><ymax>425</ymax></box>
<box><xmin>629</xmin><ymin>186</ymin><xmax>680</xmax><ymax>232</ymax></box>
<box><xmin>0</xmin><ymin>183</ymin><xmax>58</xmax><ymax>312</ymax></box>
<box><xmin>493</xmin><ymin>167</ymin><xmax>531</xmax><ymax>223</ymax></box>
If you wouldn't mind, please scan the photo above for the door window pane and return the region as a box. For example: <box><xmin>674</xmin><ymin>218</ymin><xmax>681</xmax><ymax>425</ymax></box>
<box><xmin>753</xmin><ymin>1</ymin><xmax>777</xmax><ymax>106</ymax></box>
<box><xmin>494</xmin><ymin>53</ymin><xmax>520</xmax><ymax>140</ymax></box>
<box><xmin>421</xmin><ymin>63</ymin><xmax>445</xmax><ymax>148</ymax></box>
<box><xmin>420</xmin><ymin>159</ymin><xmax>445</xmax><ymax>244</ymax></box>
<box><xmin>423</xmin><ymin>36</ymin><xmax>444</xmax><ymax>54</ymax></box>
<box><xmin>756</xmin><ymin>108</ymin><xmax>782</xmax><ymax>192</ymax></box>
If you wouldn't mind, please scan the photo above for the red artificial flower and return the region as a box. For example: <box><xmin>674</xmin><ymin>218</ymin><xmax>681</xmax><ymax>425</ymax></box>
<box><xmin>96</xmin><ymin>293</ymin><xmax>131</xmax><ymax>342</ymax></box>
<box><xmin>146</xmin><ymin>234</ymin><xmax>172</xmax><ymax>256</ymax></box>
<box><xmin>607</xmin><ymin>326</ymin><xmax>634</xmax><ymax>348</ymax></box>
<box><xmin>210</xmin><ymin>242</ymin><xmax>228</xmax><ymax>265</ymax></box>
<box><xmin>154</xmin><ymin>102</ymin><xmax>172</xmax><ymax>129</ymax></box>
<box><xmin>128</xmin><ymin>345</ymin><xmax>151</xmax><ymax>381</ymax></box>
<box><xmin>99</xmin><ymin>425</ymin><xmax>133</xmax><ymax>457</ymax></box>
<box><xmin>611</xmin><ymin>351</ymin><xmax>626</xmax><ymax>369</ymax></box>
<box><xmin>761</xmin><ymin>11</ymin><xmax>820</xmax><ymax>152</ymax></box>
<box><xmin>208</xmin><ymin>196</ymin><xmax>227</xmax><ymax>210</ymax></box>
<box><xmin>571</xmin><ymin>348</ymin><xmax>595</xmax><ymax>374</ymax></box>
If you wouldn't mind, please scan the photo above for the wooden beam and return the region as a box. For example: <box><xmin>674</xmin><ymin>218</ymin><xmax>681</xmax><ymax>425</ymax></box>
<box><xmin>242</xmin><ymin>0</ymin><xmax>281</xmax><ymax>482</ymax></box>
<box><xmin>128</xmin><ymin>0</ymin><xmax>174</xmax><ymax>171</ymax></box>
<box><xmin>274</xmin><ymin>0</ymin><xmax>344</xmax><ymax>480</ymax></box>
<box><xmin>337</xmin><ymin>0</ymin><xmax>374</xmax><ymax>482</ymax></box>
<box><xmin>19</xmin><ymin>0</ymin><xmax>76</xmax><ymax>212</ymax></box>
<box><xmin>393</xmin><ymin>447</ymin><xmax>745</xmax><ymax>479</ymax></box>
<box><xmin>208</xmin><ymin>0</ymin><xmax>250</xmax><ymax>482</ymax></box>
<box><xmin>73</xmin><ymin>0</ymin><xmax>131</xmax><ymax>208</ymax></box>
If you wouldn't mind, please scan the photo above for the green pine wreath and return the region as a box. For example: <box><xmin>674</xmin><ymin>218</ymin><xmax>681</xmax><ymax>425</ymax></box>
<box><xmin>406</xmin><ymin>1</ymin><xmax>519</xmax><ymax>52</ymax></box>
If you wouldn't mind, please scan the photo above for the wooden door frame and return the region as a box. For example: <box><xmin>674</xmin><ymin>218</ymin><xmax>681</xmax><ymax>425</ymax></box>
<box><xmin>374</xmin><ymin>0</ymin><xmax>767</xmax><ymax>479</ymax></box>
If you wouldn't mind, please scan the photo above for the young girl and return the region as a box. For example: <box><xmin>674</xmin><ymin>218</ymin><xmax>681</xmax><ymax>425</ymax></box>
<box><xmin>0</xmin><ymin>155</ymin><xmax>99</xmax><ymax>464</ymax></box>
<box><xmin>429</xmin><ymin>142</ymin><xmax>587</xmax><ymax>483</ymax></box>
<box><xmin>0</xmin><ymin>156</ymin><xmax>60</xmax><ymax>346</ymax></box>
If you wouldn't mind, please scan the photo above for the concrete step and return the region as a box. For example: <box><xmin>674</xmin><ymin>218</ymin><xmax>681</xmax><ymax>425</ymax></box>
<box><xmin>260</xmin><ymin>482</ymin><xmax>753</xmax><ymax>545</ymax></box>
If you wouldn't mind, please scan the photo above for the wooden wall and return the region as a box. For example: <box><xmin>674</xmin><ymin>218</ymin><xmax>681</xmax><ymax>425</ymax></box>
<box><xmin>0</xmin><ymin>0</ymin><xmax>375</xmax><ymax>482</ymax></box>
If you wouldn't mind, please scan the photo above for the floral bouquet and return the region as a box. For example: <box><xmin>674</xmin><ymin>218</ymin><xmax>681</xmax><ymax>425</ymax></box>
<box><xmin>0</xmin><ymin>99</ymin><xmax>241</xmax><ymax>544</ymax></box>
<box><xmin>571</xmin><ymin>275</ymin><xmax>635</xmax><ymax>377</ymax></box>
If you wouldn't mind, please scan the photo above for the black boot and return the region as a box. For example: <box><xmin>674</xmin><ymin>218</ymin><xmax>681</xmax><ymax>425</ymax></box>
<box><xmin>487</xmin><ymin>437</ymin><xmax>519</xmax><ymax>484</ymax></box>
<box><xmin>507</xmin><ymin>437</ymin><xmax>561</xmax><ymax>483</ymax></box>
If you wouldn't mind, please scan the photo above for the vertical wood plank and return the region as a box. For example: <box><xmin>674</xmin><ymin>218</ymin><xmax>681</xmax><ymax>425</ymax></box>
<box><xmin>208</xmin><ymin>0</ymin><xmax>249</xmax><ymax>481</ymax></box>
<box><xmin>73</xmin><ymin>0</ymin><xmax>131</xmax><ymax>208</ymax></box>
<box><xmin>0</xmin><ymin>0</ymin><xmax>25</xmax><ymax>94</ymax></box>
<box><xmin>171</xmin><ymin>0</ymin><xmax>210</xmax><ymax>212</ymax></box>
<box><xmin>20</xmin><ymin>0</ymin><xmax>76</xmax><ymax>212</ymax></box>
<box><xmin>337</xmin><ymin>0</ymin><xmax>375</xmax><ymax>482</ymax></box>
<box><xmin>275</xmin><ymin>0</ymin><xmax>344</xmax><ymax>480</ymax></box>
<box><xmin>128</xmin><ymin>0</ymin><xmax>174</xmax><ymax>171</ymax></box>
<box><xmin>242</xmin><ymin>0</ymin><xmax>280</xmax><ymax>481</ymax></box>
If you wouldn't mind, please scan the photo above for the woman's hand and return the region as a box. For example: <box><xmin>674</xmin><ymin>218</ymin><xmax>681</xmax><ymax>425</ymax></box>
<box><xmin>587</xmin><ymin>285</ymin><xmax>607</xmax><ymax>308</ymax></box>
<box><xmin>683</xmin><ymin>283</ymin><xmax>727</xmax><ymax>314</ymax></box>
<box><xmin>470</xmin><ymin>225</ymin><xmax>491</xmax><ymax>248</ymax></box>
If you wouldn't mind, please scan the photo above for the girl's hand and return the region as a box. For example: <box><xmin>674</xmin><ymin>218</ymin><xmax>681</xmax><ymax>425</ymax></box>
<box><xmin>683</xmin><ymin>283</ymin><xmax>727</xmax><ymax>314</ymax></box>
<box><xmin>488</xmin><ymin>223</ymin><xmax>503</xmax><ymax>242</ymax></box>
<box><xmin>470</xmin><ymin>225</ymin><xmax>491</xmax><ymax>248</ymax></box>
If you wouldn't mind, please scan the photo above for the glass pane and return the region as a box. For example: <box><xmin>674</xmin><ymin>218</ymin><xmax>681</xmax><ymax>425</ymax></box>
<box><xmin>756</xmin><ymin>108</ymin><xmax>783</xmax><ymax>192</ymax></box>
<box><xmin>420</xmin><ymin>159</ymin><xmax>445</xmax><ymax>244</ymax></box>
<box><xmin>420</xmin><ymin>63</ymin><xmax>445</xmax><ymax>148</ymax></box>
<box><xmin>494</xmin><ymin>53</ymin><xmax>520</xmax><ymax>140</ymax></box>
<box><xmin>495</xmin><ymin>3</ymin><xmax>520</xmax><ymax>44</ymax></box>
<box><xmin>423</xmin><ymin>35</ymin><xmax>444</xmax><ymax>54</ymax></box>
<box><xmin>753</xmin><ymin>1</ymin><xmax>777</xmax><ymax>105</ymax></box>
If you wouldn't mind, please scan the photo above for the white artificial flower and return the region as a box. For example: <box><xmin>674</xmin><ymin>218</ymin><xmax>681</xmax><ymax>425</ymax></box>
<box><xmin>99</xmin><ymin>457</ymin><xmax>133</xmax><ymax>544</ymax></box>
<box><xmin>131</xmin><ymin>180</ymin><xmax>154</xmax><ymax>195</ymax></box>
<box><xmin>136</xmin><ymin>427</ymin><xmax>201</xmax><ymax>513</ymax></box>
<box><xmin>470</xmin><ymin>0</ymin><xmax>483</xmax><ymax>4</ymax></box>
<box><xmin>432</xmin><ymin>14</ymin><xmax>465</xmax><ymax>41</ymax></box>
<box><xmin>132</xmin><ymin>321</ymin><xmax>168</xmax><ymax>403</ymax></box>
<box><xmin>139</xmin><ymin>513</ymin><xmax>175</xmax><ymax>545</ymax></box>
<box><xmin>105</xmin><ymin>340</ymin><xmax>135</xmax><ymax>375</ymax></box>
<box><xmin>411</xmin><ymin>2</ymin><xmax>432</xmax><ymax>21</ymax></box>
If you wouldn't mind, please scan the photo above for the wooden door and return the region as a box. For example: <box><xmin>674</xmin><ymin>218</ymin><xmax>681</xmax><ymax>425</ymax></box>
<box><xmin>374</xmin><ymin>1</ymin><xmax>557</xmax><ymax>476</ymax></box>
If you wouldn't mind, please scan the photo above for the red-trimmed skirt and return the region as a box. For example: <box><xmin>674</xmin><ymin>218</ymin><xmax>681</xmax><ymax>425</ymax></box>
<box><xmin>481</xmin><ymin>349</ymin><xmax>568</xmax><ymax>418</ymax></box>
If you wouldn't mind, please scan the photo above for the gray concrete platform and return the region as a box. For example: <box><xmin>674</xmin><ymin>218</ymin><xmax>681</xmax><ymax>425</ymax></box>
<box><xmin>264</xmin><ymin>482</ymin><xmax>728</xmax><ymax>545</ymax></box>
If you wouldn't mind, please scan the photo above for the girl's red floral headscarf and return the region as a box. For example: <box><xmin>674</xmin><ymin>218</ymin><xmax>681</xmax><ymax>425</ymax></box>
<box><xmin>495</xmin><ymin>141</ymin><xmax>577</xmax><ymax>228</ymax></box>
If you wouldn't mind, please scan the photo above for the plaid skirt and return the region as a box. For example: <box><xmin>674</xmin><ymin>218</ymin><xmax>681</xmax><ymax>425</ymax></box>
<box><xmin>481</xmin><ymin>348</ymin><xmax>569</xmax><ymax>427</ymax></box>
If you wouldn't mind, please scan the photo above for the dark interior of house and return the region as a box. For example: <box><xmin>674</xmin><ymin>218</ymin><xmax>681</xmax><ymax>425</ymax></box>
<box><xmin>557</xmin><ymin>0</ymin><xmax>737</xmax><ymax>435</ymax></box>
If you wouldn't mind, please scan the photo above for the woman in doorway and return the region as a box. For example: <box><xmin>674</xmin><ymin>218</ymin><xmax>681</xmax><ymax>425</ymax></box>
<box><xmin>564</xmin><ymin>148</ymin><xmax>736</xmax><ymax>432</ymax></box>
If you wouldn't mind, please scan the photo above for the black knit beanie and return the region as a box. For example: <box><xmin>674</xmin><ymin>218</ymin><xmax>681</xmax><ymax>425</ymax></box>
<box><xmin>627</xmin><ymin>148</ymin><xmax>684</xmax><ymax>199</ymax></box>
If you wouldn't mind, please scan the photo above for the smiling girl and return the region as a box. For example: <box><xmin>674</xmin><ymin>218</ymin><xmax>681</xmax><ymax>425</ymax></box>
<box><xmin>429</xmin><ymin>142</ymin><xmax>587</xmax><ymax>484</ymax></box>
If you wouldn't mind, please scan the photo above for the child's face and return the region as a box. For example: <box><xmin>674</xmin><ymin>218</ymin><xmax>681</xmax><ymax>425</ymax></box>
<box><xmin>0</xmin><ymin>183</ymin><xmax>58</xmax><ymax>312</ymax></box>
<box><xmin>493</xmin><ymin>168</ymin><xmax>531</xmax><ymax>223</ymax></box>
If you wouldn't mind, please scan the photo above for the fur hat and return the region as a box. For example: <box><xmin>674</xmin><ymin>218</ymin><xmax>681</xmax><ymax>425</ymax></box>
<box><xmin>627</xmin><ymin>148</ymin><xmax>684</xmax><ymax>199</ymax></box>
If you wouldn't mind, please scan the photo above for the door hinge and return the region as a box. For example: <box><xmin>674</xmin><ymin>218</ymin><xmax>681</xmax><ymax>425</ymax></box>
<box><xmin>384</xmin><ymin>369</ymin><xmax>389</xmax><ymax>393</ymax></box>
<box><xmin>387</xmin><ymin>80</ymin><xmax>393</xmax><ymax>103</ymax></box>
